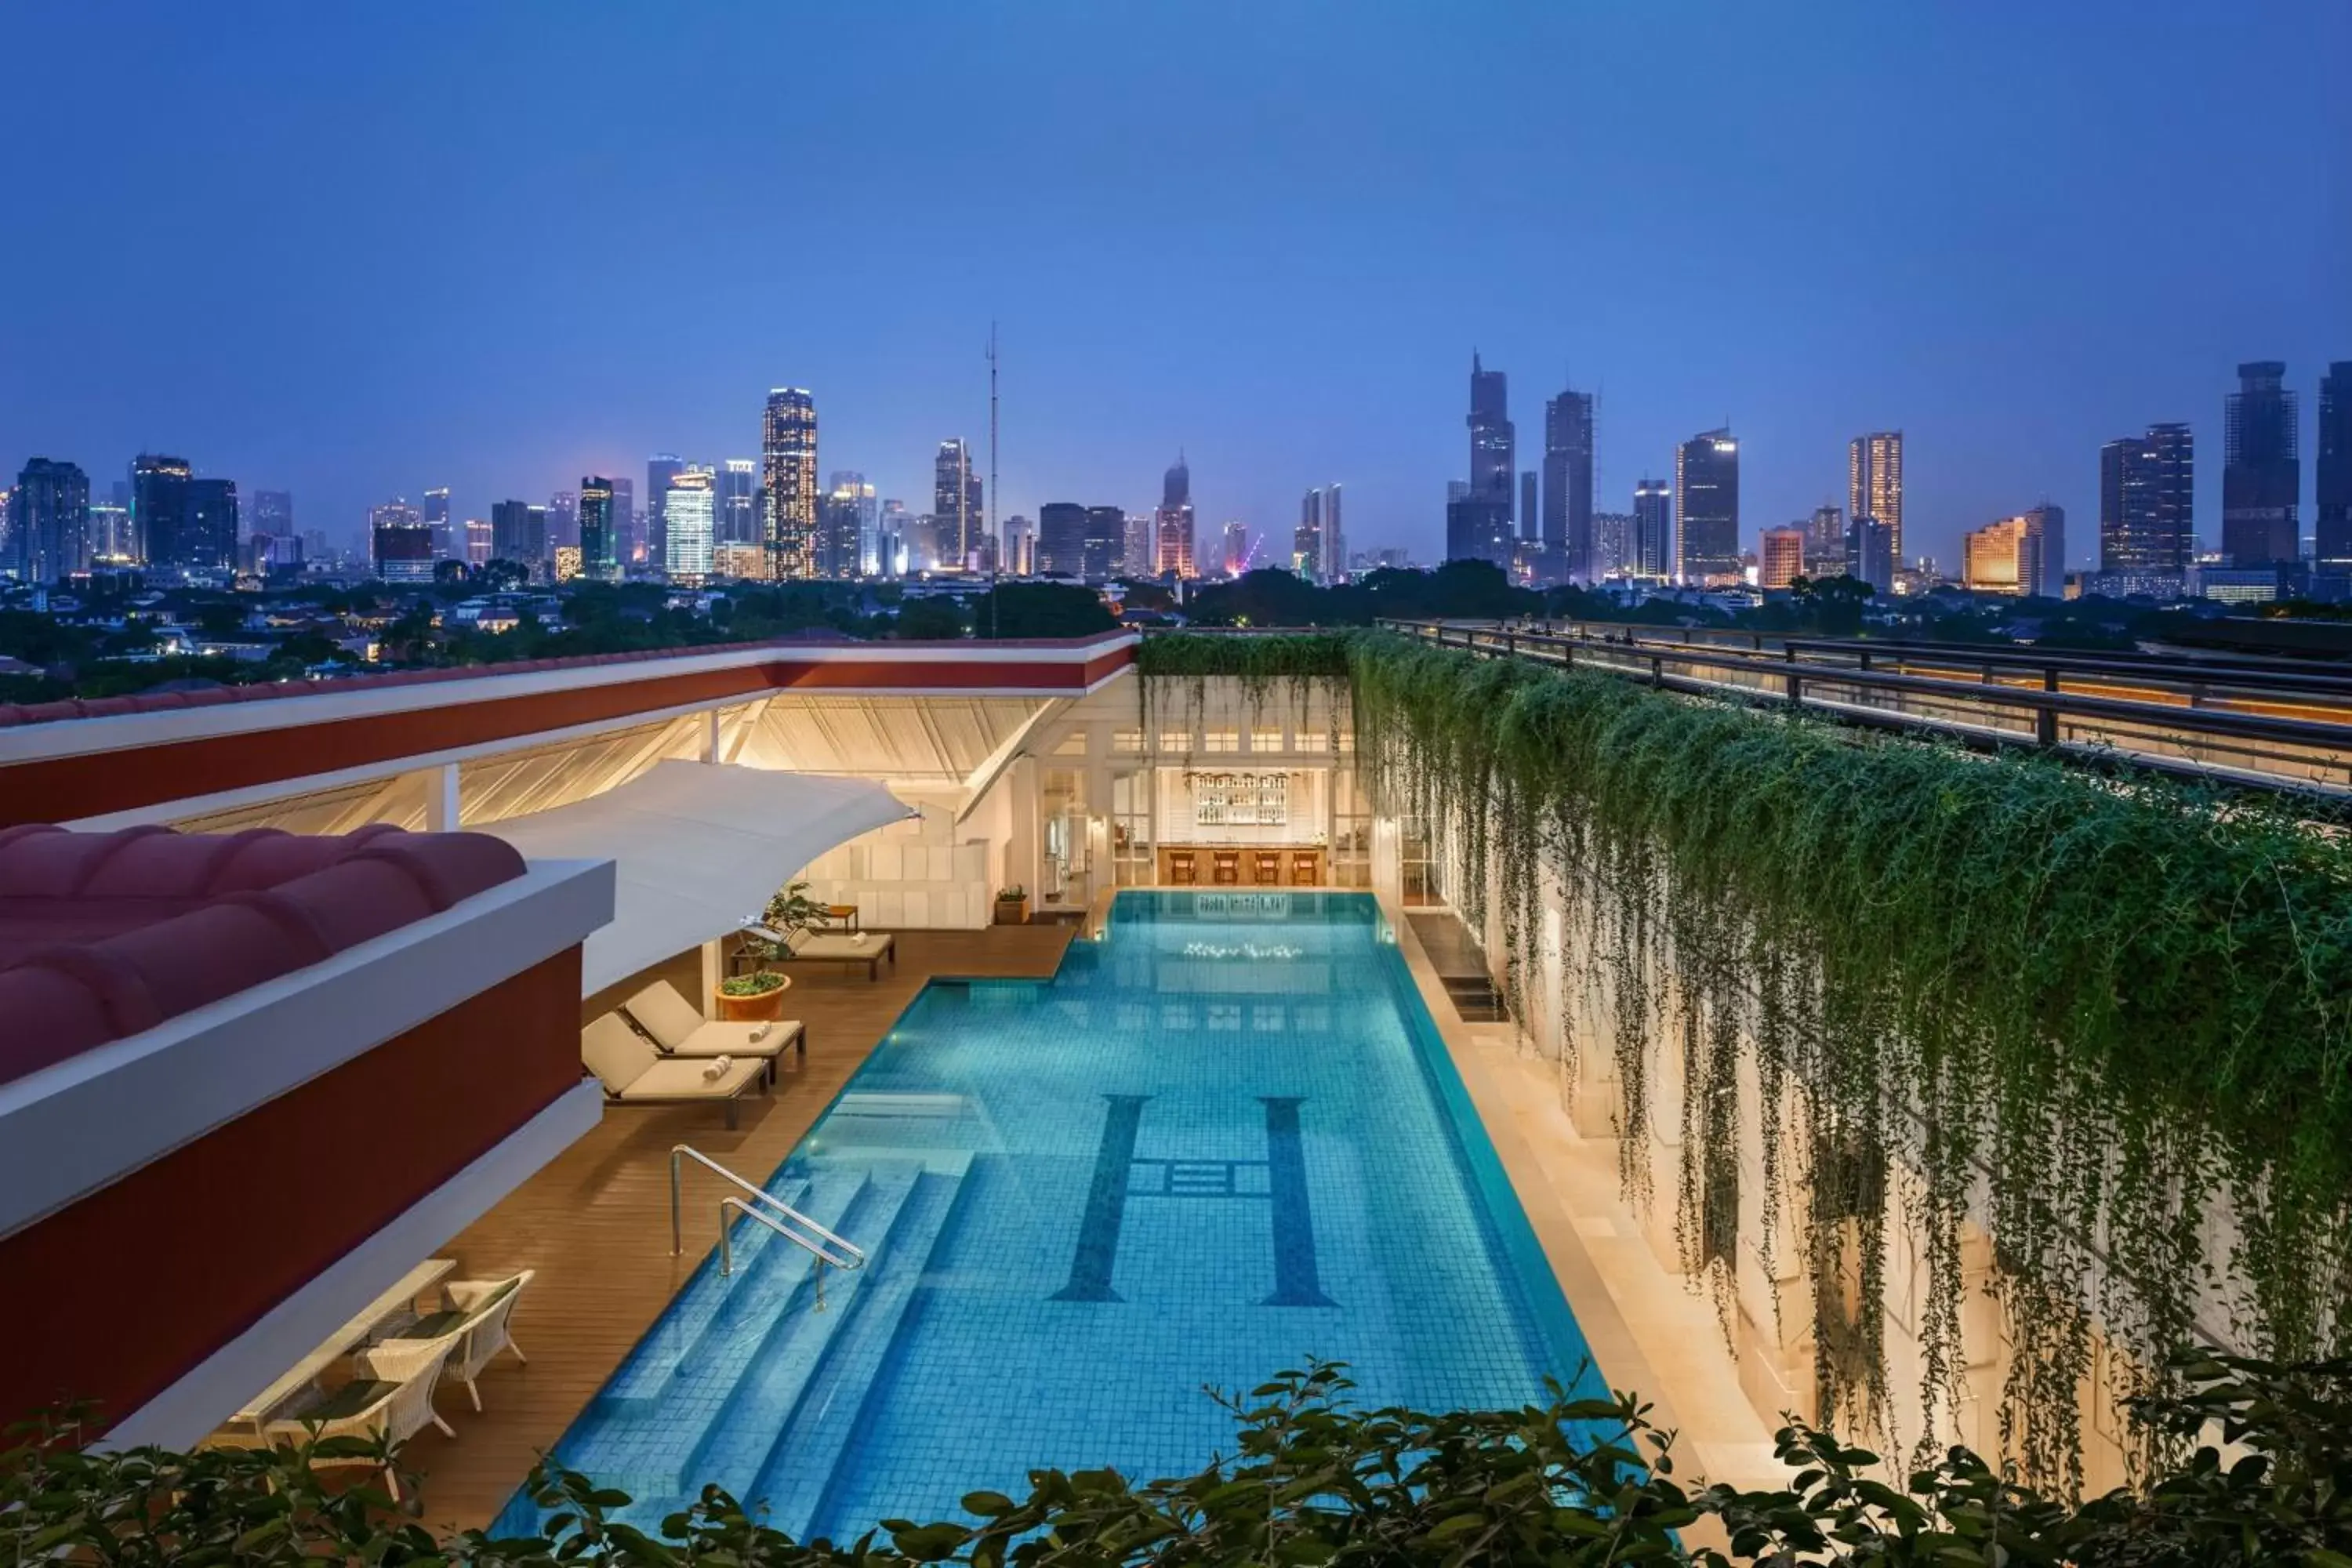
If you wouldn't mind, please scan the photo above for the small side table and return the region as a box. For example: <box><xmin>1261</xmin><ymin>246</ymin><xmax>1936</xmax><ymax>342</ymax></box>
<box><xmin>822</xmin><ymin>904</ymin><xmax>860</xmax><ymax>931</ymax></box>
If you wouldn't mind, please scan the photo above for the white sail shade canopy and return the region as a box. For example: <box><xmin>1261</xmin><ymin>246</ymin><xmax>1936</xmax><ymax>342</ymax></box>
<box><xmin>483</xmin><ymin>760</ymin><xmax>908</xmax><ymax>995</ymax></box>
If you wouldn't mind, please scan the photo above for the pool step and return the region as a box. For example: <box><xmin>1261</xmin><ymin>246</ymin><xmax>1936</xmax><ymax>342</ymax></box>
<box><xmin>745</xmin><ymin>1164</ymin><xmax>970</xmax><ymax>1543</ymax></box>
<box><xmin>679</xmin><ymin>1163</ymin><xmax>927</xmax><ymax>1494</ymax></box>
<box><xmin>601</xmin><ymin>1174</ymin><xmax>826</xmax><ymax>1407</ymax></box>
<box><xmin>555</xmin><ymin>1171</ymin><xmax>869</xmax><ymax>1504</ymax></box>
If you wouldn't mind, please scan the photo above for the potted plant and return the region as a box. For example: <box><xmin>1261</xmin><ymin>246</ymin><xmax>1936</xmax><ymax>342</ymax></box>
<box><xmin>994</xmin><ymin>885</ymin><xmax>1029</xmax><ymax>925</ymax></box>
<box><xmin>717</xmin><ymin>968</ymin><xmax>790</xmax><ymax>1022</ymax></box>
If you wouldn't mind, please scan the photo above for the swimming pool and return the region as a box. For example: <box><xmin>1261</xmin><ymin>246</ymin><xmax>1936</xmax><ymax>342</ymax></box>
<box><xmin>499</xmin><ymin>891</ymin><xmax>1598</xmax><ymax>1542</ymax></box>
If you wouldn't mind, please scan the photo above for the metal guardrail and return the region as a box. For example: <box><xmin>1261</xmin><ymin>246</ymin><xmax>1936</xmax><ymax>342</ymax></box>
<box><xmin>1378</xmin><ymin>619</ymin><xmax>2352</xmax><ymax>797</ymax></box>
<box><xmin>671</xmin><ymin>1145</ymin><xmax>866</xmax><ymax>1303</ymax></box>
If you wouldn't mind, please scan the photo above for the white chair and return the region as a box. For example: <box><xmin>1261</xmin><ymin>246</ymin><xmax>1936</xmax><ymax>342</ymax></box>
<box><xmin>582</xmin><ymin>1017</ymin><xmax>765</xmax><ymax>1128</ymax></box>
<box><xmin>384</xmin><ymin>1269</ymin><xmax>534</xmax><ymax>1412</ymax></box>
<box><xmin>264</xmin><ymin>1333</ymin><xmax>461</xmax><ymax>1502</ymax></box>
<box><xmin>620</xmin><ymin>981</ymin><xmax>804</xmax><ymax>1085</ymax></box>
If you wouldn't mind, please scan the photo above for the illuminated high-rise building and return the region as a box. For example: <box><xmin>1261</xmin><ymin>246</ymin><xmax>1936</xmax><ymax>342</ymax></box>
<box><xmin>818</xmin><ymin>472</ymin><xmax>873</xmax><ymax>578</ymax></box>
<box><xmin>578</xmin><ymin>477</ymin><xmax>619</xmax><ymax>581</ymax></box>
<box><xmin>932</xmin><ymin>440</ymin><xmax>982</xmax><ymax>570</ymax></box>
<box><xmin>717</xmin><ymin>459</ymin><xmax>758</xmax><ymax>546</ymax></box>
<box><xmin>1675</xmin><ymin>430</ymin><xmax>1740</xmax><ymax>584</ymax></box>
<box><xmin>2319</xmin><ymin>364</ymin><xmax>2352</xmax><ymax>570</ymax></box>
<box><xmin>463</xmin><ymin>518</ymin><xmax>494</xmax><ymax>566</ymax></box>
<box><xmin>1321</xmin><ymin>485</ymin><xmax>1343</xmax><ymax>579</ymax></box>
<box><xmin>184</xmin><ymin>480</ymin><xmax>239</xmax><ymax>574</ymax></box>
<box><xmin>1038</xmin><ymin>503</ymin><xmax>1087</xmax><ymax>577</ymax></box>
<box><xmin>2100</xmin><ymin>424</ymin><xmax>2193</xmax><ymax>573</ymax></box>
<box><xmin>10</xmin><ymin>459</ymin><xmax>91</xmax><ymax>582</ymax></box>
<box><xmin>1154</xmin><ymin>454</ymin><xmax>1196</xmax><ymax>577</ymax></box>
<box><xmin>1806</xmin><ymin>504</ymin><xmax>1846</xmax><ymax>573</ymax></box>
<box><xmin>130</xmin><ymin>453</ymin><xmax>192</xmax><ymax>568</ymax></box>
<box><xmin>2223</xmin><ymin>361</ymin><xmax>2299</xmax><ymax>567</ymax></box>
<box><xmin>1543</xmin><ymin>387</ymin><xmax>1595</xmax><ymax>576</ymax></box>
<box><xmin>422</xmin><ymin>487</ymin><xmax>453</xmax><ymax>559</ymax></box>
<box><xmin>762</xmin><ymin>389</ymin><xmax>818</xmax><ymax>579</ymax></box>
<box><xmin>1294</xmin><ymin>488</ymin><xmax>1323</xmax><ymax>578</ymax></box>
<box><xmin>610</xmin><ymin>477</ymin><xmax>637</xmax><ymax>567</ymax></box>
<box><xmin>1759</xmin><ymin>527</ymin><xmax>1805</xmax><ymax>590</ymax></box>
<box><xmin>664</xmin><ymin>466</ymin><xmax>716</xmax><ymax>582</ymax></box>
<box><xmin>1002</xmin><ymin>514</ymin><xmax>1036</xmax><ymax>575</ymax></box>
<box><xmin>1962</xmin><ymin>515</ymin><xmax>2030</xmax><ymax>594</ymax></box>
<box><xmin>1083</xmin><ymin>505</ymin><xmax>1124</xmax><ymax>580</ymax></box>
<box><xmin>1451</xmin><ymin>354</ymin><xmax>1514</xmax><ymax>565</ymax></box>
<box><xmin>1632</xmin><ymin>478</ymin><xmax>1671</xmax><ymax>578</ymax></box>
<box><xmin>646</xmin><ymin>455</ymin><xmax>683</xmax><ymax>574</ymax></box>
<box><xmin>252</xmin><ymin>490</ymin><xmax>294</xmax><ymax>542</ymax></box>
<box><xmin>1848</xmin><ymin>431</ymin><xmax>1904</xmax><ymax>566</ymax></box>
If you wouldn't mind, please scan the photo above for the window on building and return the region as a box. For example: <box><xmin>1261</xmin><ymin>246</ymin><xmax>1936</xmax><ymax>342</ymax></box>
<box><xmin>1112</xmin><ymin>729</ymin><xmax>1144</xmax><ymax>753</ymax></box>
<box><xmin>1250</xmin><ymin>728</ymin><xmax>1283</xmax><ymax>753</ymax></box>
<box><xmin>1293</xmin><ymin>731</ymin><xmax>1328</xmax><ymax>753</ymax></box>
<box><xmin>1203</xmin><ymin>730</ymin><xmax>1240</xmax><ymax>753</ymax></box>
<box><xmin>1159</xmin><ymin>731</ymin><xmax>1192</xmax><ymax>753</ymax></box>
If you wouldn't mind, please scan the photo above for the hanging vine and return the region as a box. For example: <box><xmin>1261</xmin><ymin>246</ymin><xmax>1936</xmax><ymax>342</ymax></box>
<box><xmin>1145</xmin><ymin>626</ymin><xmax>2352</xmax><ymax>1495</ymax></box>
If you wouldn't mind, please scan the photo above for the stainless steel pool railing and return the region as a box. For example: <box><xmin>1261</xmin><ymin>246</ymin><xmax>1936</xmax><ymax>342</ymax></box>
<box><xmin>671</xmin><ymin>1145</ymin><xmax>867</xmax><ymax>1304</ymax></box>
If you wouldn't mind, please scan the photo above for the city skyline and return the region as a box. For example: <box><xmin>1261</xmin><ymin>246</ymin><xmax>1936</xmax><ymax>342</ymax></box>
<box><xmin>2</xmin><ymin>4</ymin><xmax>2346</xmax><ymax>572</ymax></box>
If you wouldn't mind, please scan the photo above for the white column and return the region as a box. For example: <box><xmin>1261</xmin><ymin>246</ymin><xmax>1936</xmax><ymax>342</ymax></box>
<box><xmin>700</xmin><ymin>938</ymin><xmax>725</xmax><ymax>1010</ymax></box>
<box><xmin>699</xmin><ymin>707</ymin><xmax>722</xmax><ymax>763</ymax></box>
<box><xmin>423</xmin><ymin>764</ymin><xmax>461</xmax><ymax>832</ymax></box>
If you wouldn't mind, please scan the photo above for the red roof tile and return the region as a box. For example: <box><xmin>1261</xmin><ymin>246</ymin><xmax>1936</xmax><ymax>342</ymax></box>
<box><xmin>0</xmin><ymin>826</ymin><xmax>526</xmax><ymax>1086</ymax></box>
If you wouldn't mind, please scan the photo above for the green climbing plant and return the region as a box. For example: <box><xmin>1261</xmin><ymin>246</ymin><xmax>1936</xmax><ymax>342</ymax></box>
<box><xmin>1142</xmin><ymin>627</ymin><xmax>2352</xmax><ymax>1494</ymax></box>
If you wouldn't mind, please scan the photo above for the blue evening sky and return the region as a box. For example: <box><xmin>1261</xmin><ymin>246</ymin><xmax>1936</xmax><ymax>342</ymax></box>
<box><xmin>3</xmin><ymin>2</ymin><xmax>2346</xmax><ymax>569</ymax></box>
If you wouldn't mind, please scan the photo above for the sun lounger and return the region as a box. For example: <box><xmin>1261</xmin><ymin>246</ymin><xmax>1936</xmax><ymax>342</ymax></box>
<box><xmin>582</xmin><ymin>1018</ymin><xmax>764</xmax><ymax>1128</ymax></box>
<box><xmin>620</xmin><ymin>980</ymin><xmax>805</xmax><ymax>1083</ymax></box>
<box><xmin>782</xmin><ymin>927</ymin><xmax>897</xmax><ymax>980</ymax></box>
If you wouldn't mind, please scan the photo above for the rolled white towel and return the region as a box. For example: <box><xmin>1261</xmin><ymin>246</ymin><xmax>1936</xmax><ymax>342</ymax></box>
<box><xmin>750</xmin><ymin>1023</ymin><xmax>773</xmax><ymax>1043</ymax></box>
<box><xmin>701</xmin><ymin>1054</ymin><xmax>733</xmax><ymax>1080</ymax></box>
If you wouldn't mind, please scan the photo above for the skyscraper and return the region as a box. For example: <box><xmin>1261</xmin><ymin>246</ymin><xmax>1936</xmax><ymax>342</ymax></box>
<box><xmin>1632</xmin><ymin>479</ymin><xmax>1671</xmax><ymax>578</ymax></box>
<box><xmin>762</xmin><ymin>389</ymin><xmax>818</xmax><ymax>579</ymax></box>
<box><xmin>546</xmin><ymin>490</ymin><xmax>579</xmax><ymax>550</ymax></box>
<box><xmin>1543</xmin><ymin>387</ymin><xmax>1595</xmax><ymax>577</ymax></box>
<box><xmin>1848</xmin><ymin>431</ymin><xmax>1904</xmax><ymax>566</ymax></box>
<box><xmin>1154</xmin><ymin>454</ymin><xmax>1196</xmax><ymax>577</ymax></box>
<box><xmin>1759</xmin><ymin>527</ymin><xmax>1805</xmax><ymax>590</ymax></box>
<box><xmin>130</xmin><ymin>453</ymin><xmax>191</xmax><ymax>568</ymax></box>
<box><xmin>930</xmin><ymin>441</ymin><xmax>982</xmax><ymax>571</ymax></box>
<box><xmin>252</xmin><ymin>490</ymin><xmax>294</xmax><ymax>542</ymax></box>
<box><xmin>10</xmin><ymin>459</ymin><xmax>91</xmax><ymax>582</ymax></box>
<box><xmin>610</xmin><ymin>477</ymin><xmax>637</xmax><ymax>568</ymax></box>
<box><xmin>183</xmin><ymin>479</ymin><xmax>239</xmax><ymax>574</ymax></box>
<box><xmin>370</xmin><ymin>499</ymin><xmax>433</xmax><ymax>583</ymax></box>
<box><xmin>717</xmin><ymin>460</ymin><xmax>758</xmax><ymax>547</ymax></box>
<box><xmin>579</xmin><ymin>477</ymin><xmax>619</xmax><ymax>580</ymax></box>
<box><xmin>1519</xmin><ymin>471</ymin><xmax>1538</xmax><ymax>543</ymax></box>
<box><xmin>1806</xmin><ymin>504</ymin><xmax>1846</xmax><ymax>572</ymax></box>
<box><xmin>646</xmin><ymin>455</ymin><xmax>684</xmax><ymax>575</ymax></box>
<box><xmin>2100</xmin><ymin>424</ymin><xmax>2193</xmax><ymax>573</ymax></box>
<box><xmin>2021</xmin><ymin>503</ymin><xmax>2065</xmax><ymax>595</ymax></box>
<box><xmin>877</xmin><ymin>499</ymin><xmax>910</xmax><ymax>577</ymax></box>
<box><xmin>422</xmin><ymin>487</ymin><xmax>453</xmax><ymax>559</ymax></box>
<box><xmin>1083</xmin><ymin>506</ymin><xmax>1124</xmax><ymax>581</ymax></box>
<box><xmin>2316</xmin><ymin>363</ymin><xmax>2351</xmax><ymax>569</ymax></box>
<box><xmin>1454</xmin><ymin>354</ymin><xmax>1514</xmax><ymax>565</ymax></box>
<box><xmin>1962</xmin><ymin>517</ymin><xmax>2028</xmax><ymax>593</ymax></box>
<box><xmin>1846</xmin><ymin>516</ymin><xmax>1894</xmax><ymax>594</ymax></box>
<box><xmin>1294</xmin><ymin>488</ymin><xmax>1323</xmax><ymax>578</ymax></box>
<box><xmin>1038</xmin><ymin>503</ymin><xmax>1088</xmax><ymax>577</ymax></box>
<box><xmin>490</xmin><ymin>499</ymin><xmax>545</xmax><ymax>568</ymax></box>
<box><xmin>1675</xmin><ymin>430</ymin><xmax>1740</xmax><ymax>585</ymax></box>
<box><xmin>463</xmin><ymin>518</ymin><xmax>494</xmax><ymax>567</ymax></box>
<box><xmin>666</xmin><ymin>466</ymin><xmax>716</xmax><ymax>581</ymax></box>
<box><xmin>1322</xmin><ymin>484</ymin><xmax>1343</xmax><ymax>580</ymax></box>
<box><xmin>818</xmin><ymin>472</ymin><xmax>873</xmax><ymax>579</ymax></box>
<box><xmin>2223</xmin><ymin>361</ymin><xmax>2299</xmax><ymax>566</ymax></box>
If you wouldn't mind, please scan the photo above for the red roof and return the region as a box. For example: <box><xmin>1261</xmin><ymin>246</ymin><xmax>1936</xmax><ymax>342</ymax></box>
<box><xmin>0</xmin><ymin>824</ymin><xmax>526</xmax><ymax>1086</ymax></box>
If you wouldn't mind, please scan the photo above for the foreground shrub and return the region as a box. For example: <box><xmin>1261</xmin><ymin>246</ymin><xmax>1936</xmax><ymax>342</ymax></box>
<box><xmin>8</xmin><ymin>1358</ymin><xmax>2349</xmax><ymax>1566</ymax></box>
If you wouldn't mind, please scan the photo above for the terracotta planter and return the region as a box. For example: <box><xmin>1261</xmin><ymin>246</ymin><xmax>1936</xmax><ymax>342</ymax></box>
<box><xmin>716</xmin><ymin>982</ymin><xmax>788</xmax><ymax>1022</ymax></box>
<box><xmin>994</xmin><ymin>900</ymin><xmax>1029</xmax><ymax>925</ymax></box>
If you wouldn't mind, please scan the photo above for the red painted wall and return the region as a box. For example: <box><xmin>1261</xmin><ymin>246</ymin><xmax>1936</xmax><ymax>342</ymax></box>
<box><xmin>0</xmin><ymin>947</ymin><xmax>584</xmax><ymax>1432</ymax></box>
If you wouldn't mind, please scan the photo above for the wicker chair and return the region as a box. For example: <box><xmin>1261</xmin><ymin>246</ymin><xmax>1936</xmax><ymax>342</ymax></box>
<box><xmin>385</xmin><ymin>1269</ymin><xmax>534</xmax><ymax>1412</ymax></box>
<box><xmin>263</xmin><ymin>1333</ymin><xmax>461</xmax><ymax>1501</ymax></box>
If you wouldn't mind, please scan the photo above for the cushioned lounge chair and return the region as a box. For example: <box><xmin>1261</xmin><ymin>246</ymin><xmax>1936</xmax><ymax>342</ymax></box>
<box><xmin>621</xmin><ymin>980</ymin><xmax>805</xmax><ymax>1083</ymax></box>
<box><xmin>582</xmin><ymin>1019</ymin><xmax>764</xmax><ymax>1128</ymax></box>
<box><xmin>782</xmin><ymin>926</ymin><xmax>896</xmax><ymax>980</ymax></box>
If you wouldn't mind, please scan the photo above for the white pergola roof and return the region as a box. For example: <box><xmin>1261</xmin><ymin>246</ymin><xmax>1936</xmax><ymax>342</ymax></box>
<box><xmin>484</xmin><ymin>760</ymin><xmax>907</xmax><ymax>995</ymax></box>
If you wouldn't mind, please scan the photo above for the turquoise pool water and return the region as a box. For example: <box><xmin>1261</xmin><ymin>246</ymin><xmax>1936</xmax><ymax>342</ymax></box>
<box><xmin>499</xmin><ymin>891</ymin><xmax>1596</xmax><ymax>1541</ymax></box>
